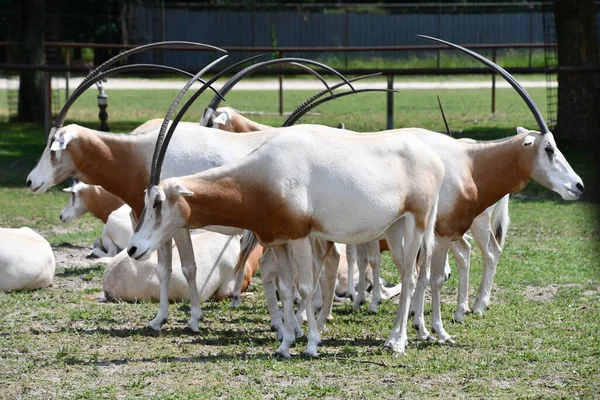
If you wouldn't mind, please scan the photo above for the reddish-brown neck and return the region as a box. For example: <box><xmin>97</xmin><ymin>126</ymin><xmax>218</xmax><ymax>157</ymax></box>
<box><xmin>69</xmin><ymin>132</ymin><xmax>148</xmax><ymax>217</ymax></box>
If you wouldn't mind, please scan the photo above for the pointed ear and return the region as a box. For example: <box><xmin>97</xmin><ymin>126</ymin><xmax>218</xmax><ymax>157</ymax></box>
<box><xmin>175</xmin><ymin>184</ymin><xmax>194</xmax><ymax>197</ymax></box>
<box><xmin>516</xmin><ymin>127</ymin><xmax>528</xmax><ymax>135</ymax></box>
<box><xmin>523</xmin><ymin>135</ymin><xmax>536</xmax><ymax>147</ymax></box>
<box><xmin>212</xmin><ymin>111</ymin><xmax>229</xmax><ymax>126</ymax></box>
<box><xmin>62</xmin><ymin>187</ymin><xmax>73</xmax><ymax>193</ymax></box>
<box><xmin>50</xmin><ymin>132</ymin><xmax>74</xmax><ymax>151</ymax></box>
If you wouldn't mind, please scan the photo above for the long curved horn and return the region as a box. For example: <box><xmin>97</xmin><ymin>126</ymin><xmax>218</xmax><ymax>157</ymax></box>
<box><xmin>284</xmin><ymin>89</ymin><xmax>399</xmax><ymax>127</ymax></box>
<box><xmin>53</xmin><ymin>63</ymin><xmax>226</xmax><ymax>131</ymax></box>
<box><xmin>419</xmin><ymin>35</ymin><xmax>549</xmax><ymax>135</ymax></box>
<box><xmin>203</xmin><ymin>57</ymin><xmax>356</xmax><ymax>119</ymax></box>
<box><xmin>74</xmin><ymin>41</ymin><xmax>226</xmax><ymax>97</ymax></box>
<box><xmin>148</xmin><ymin>55</ymin><xmax>229</xmax><ymax>185</ymax></box>
<box><xmin>152</xmin><ymin>57</ymin><xmax>353</xmax><ymax>185</ymax></box>
<box><xmin>283</xmin><ymin>73</ymin><xmax>382</xmax><ymax>127</ymax></box>
<box><xmin>437</xmin><ymin>95</ymin><xmax>451</xmax><ymax>137</ymax></box>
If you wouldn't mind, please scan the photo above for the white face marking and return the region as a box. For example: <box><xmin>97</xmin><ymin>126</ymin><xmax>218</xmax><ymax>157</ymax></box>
<box><xmin>27</xmin><ymin>129</ymin><xmax>76</xmax><ymax>193</ymax></box>
<box><xmin>127</xmin><ymin>184</ymin><xmax>189</xmax><ymax>261</ymax></box>
<box><xmin>526</xmin><ymin>130</ymin><xmax>584</xmax><ymax>200</ymax></box>
<box><xmin>59</xmin><ymin>182</ymin><xmax>90</xmax><ymax>223</ymax></box>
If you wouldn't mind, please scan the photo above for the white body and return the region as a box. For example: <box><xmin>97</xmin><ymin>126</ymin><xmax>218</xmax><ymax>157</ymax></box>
<box><xmin>0</xmin><ymin>228</ymin><xmax>55</xmax><ymax>291</ymax></box>
<box><xmin>103</xmin><ymin>231</ymin><xmax>246</xmax><ymax>302</ymax></box>
<box><xmin>91</xmin><ymin>205</ymin><xmax>134</xmax><ymax>258</ymax></box>
<box><xmin>129</xmin><ymin>125</ymin><xmax>445</xmax><ymax>357</ymax></box>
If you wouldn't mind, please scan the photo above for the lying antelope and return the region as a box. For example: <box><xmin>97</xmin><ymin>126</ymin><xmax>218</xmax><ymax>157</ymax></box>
<box><xmin>128</xmin><ymin>125</ymin><xmax>445</xmax><ymax>357</ymax></box>
<box><xmin>60</xmin><ymin>181</ymin><xmax>133</xmax><ymax>258</ymax></box>
<box><xmin>103</xmin><ymin>230</ymin><xmax>260</xmax><ymax>303</ymax></box>
<box><xmin>0</xmin><ymin>228</ymin><xmax>55</xmax><ymax>291</ymax></box>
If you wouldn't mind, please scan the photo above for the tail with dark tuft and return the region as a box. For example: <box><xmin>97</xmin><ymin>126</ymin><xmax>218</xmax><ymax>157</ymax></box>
<box><xmin>234</xmin><ymin>230</ymin><xmax>259</xmax><ymax>274</ymax></box>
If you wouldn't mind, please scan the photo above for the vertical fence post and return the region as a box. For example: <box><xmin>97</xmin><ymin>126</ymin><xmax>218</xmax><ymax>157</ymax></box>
<box><xmin>386</xmin><ymin>74</ymin><xmax>394</xmax><ymax>130</ymax></box>
<box><xmin>491</xmin><ymin>48</ymin><xmax>496</xmax><ymax>114</ymax></box>
<box><xmin>278</xmin><ymin>50</ymin><xmax>284</xmax><ymax>116</ymax></box>
<box><xmin>44</xmin><ymin>72</ymin><xmax>52</xmax><ymax>139</ymax></box>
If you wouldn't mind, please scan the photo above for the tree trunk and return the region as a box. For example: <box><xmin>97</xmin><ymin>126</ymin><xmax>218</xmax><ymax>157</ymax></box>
<box><xmin>553</xmin><ymin>0</ymin><xmax>600</xmax><ymax>147</ymax></box>
<box><xmin>16</xmin><ymin>0</ymin><xmax>46</xmax><ymax>124</ymax></box>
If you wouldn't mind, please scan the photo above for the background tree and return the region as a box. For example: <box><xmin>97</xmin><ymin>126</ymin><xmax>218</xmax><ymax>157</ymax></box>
<box><xmin>16</xmin><ymin>0</ymin><xmax>46</xmax><ymax>123</ymax></box>
<box><xmin>553</xmin><ymin>0</ymin><xmax>599</xmax><ymax>147</ymax></box>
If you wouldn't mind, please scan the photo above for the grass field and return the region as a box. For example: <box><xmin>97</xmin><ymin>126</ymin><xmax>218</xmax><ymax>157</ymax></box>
<box><xmin>0</xmin><ymin>87</ymin><xmax>598</xmax><ymax>399</ymax></box>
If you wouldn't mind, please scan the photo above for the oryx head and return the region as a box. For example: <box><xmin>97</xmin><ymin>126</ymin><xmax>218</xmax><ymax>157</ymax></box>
<box><xmin>127</xmin><ymin>181</ymin><xmax>193</xmax><ymax>261</ymax></box>
<box><xmin>421</xmin><ymin>35</ymin><xmax>584</xmax><ymax>201</ymax></box>
<box><xmin>59</xmin><ymin>180</ymin><xmax>89</xmax><ymax>223</ymax></box>
<box><xmin>26</xmin><ymin>127</ymin><xmax>78</xmax><ymax>194</ymax></box>
<box><xmin>517</xmin><ymin>127</ymin><xmax>583</xmax><ymax>200</ymax></box>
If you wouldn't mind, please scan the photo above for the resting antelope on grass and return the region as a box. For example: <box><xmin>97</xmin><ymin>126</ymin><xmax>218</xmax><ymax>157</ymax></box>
<box><xmin>285</xmin><ymin>35</ymin><xmax>584</xmax><ymax>344</ymax></box>
<box><xmin>26</xmin><ymin>41</ymin><xmax>358</xmax><ymax>332</ymax></box>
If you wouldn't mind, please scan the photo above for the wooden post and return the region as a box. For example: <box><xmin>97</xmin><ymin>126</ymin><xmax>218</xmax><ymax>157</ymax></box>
<box><xmin>386</xmin><ymin>74</ymin><xmax>394</xmax><ymax>130</ymax></box>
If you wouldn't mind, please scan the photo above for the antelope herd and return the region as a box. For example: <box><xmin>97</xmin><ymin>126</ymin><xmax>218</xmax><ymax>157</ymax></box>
<box><xmin>0</xmin><ymin>36</ymin><xmax>583</xmax><ymax>358</ymax></box>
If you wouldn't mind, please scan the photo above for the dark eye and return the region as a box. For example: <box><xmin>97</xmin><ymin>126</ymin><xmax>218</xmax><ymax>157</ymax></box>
<box><xmin>545</xmin><ymin>147</ymin><xmax>554</xmax><ymax>155</ymax></box>
<box><xmin>153</xmin><ymin>199</ymin><xmax>162</xmax><ymax>209</ymax></box>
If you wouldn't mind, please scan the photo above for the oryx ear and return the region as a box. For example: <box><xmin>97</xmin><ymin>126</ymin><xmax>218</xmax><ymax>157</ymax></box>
<box><xmin>175</xmin><ymin>184</ymin><xmax>194</xmax><ymax>197</ymax></box>
<box><xmin>523</xmin><ymin>135</ymin><xmax>536</xmax><ymax>147</ymax></box>
<box><xmin>212</xmin><ymin>110</ymin><xmax>229</xmax><ymax>126</ymax></box>
<box><xmin>516</xmin><ymin>126</ymin><xmax>529</xmax><ymax>135</ymax></box>
<box><xmin>50</xmin><ymin>132</ymin><xmax>74</xmax><ymax>151</ymax></box>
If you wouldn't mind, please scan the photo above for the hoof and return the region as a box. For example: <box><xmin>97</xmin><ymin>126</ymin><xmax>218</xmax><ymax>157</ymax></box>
<box><xmin>230</xmin><ymin>297</ymin><xmax>242</xmax><ymax>309</ymax></box>
<box><xmin>185</xmin><ymin>321</ymin><xmax>201</xmax><ymax>333</ymax></box>
<box><xmin>368</xmin><ymin>303</ymin><xmax>379</xmax><ymax>313</ymax></box>
<box><xmin>148</xmin><ymin>318</ymin><xmax>167</xmax><ymax>331</ymax></box>
<box><xmin>352</xmin><ymin>299</ymin><xmax>365</xmax><ymax>311</ymax></box>
<box><xmin>452</xmin><ymin>313</ymin><xmax>465</xmax><ymax>324</ymax></box>
<box><xmin>383</xmin><ymin>338</ymin><xmax>407</xmax><ymax>355</ymax></box>
<box><xmin>302</xmin><ymin>349</ymin><xmax>319</xmax><ymax>359</ymax></box>
<box><xmin>273</xmin><ymin>348</ymin><xmax>291</xmax><ymax>359</ymax></box>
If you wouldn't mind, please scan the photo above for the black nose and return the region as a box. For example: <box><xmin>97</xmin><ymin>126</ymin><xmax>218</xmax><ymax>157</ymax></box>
<box><xmin>576</xmin><ymin>182</ymin><xmax>584</xmax><ymax>192</ymax></box>
<box><xmin>59</xmin><ymin>214</ymin><xmax>63</xmax><ymax>221</ymax></box>
<box><xmin>127</xmin><ymin>246</ymin><xmax>137</xmax><ymax>257</ymax></box>
<box><xmin>26</xmin><ymin>179</ymin><xmax>32</xmax><ymax>188</ymax></box>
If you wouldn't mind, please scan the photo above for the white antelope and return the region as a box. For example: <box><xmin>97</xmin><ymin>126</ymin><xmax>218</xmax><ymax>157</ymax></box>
<box><xmin>60</xmin><ymin>181</ymin><xmax>133</xmax><ymax>258</ymax></box>
<box><xmin>26</xmin><ymin>43</ymin><xmax>355</xmax><ymax>333</ymax></box>
<box><xmin>128</xmin><ymin>124</ymin><xmax>445</xmax><ymax>357</ymax></box>
<box><xmin>0</xmin><ymin>228</ymin><xmax>55</xmax><ymax>291</ymax></box>
<box><xmin>103</xmin><ymin>230</ymin><xmax>260</xmax><ymax>303</ymax></box>
<box><xmin>285</xmin><ymin>36</ymin><xmax>584</xmax><ymax>344</ymax></box>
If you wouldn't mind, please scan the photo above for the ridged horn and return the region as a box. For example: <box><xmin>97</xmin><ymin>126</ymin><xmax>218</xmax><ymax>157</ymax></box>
<box><xmin>284</xmin><ymin>89</ymin><xmax>398</xmax><ymax>127</ymax></box>
<box><xmin>52</xmin><ymin>63</ymin><xmax>225</xmax><ymax>134</ymax></box>
<box><xmin>203</xmin><ymin>57</ymin><xmax>356</xmax><ymax>121</ymax></box>
<box><xmin>283</xmin><ymin>73</ymin><xmax>382</xmax><ymax>127</ymax></box>
<box><xmin>437</xmin><ymin>95</ymin><xmax>451</xmax><ymax>136</ymax></box>
<box><xmin>419</xmin><ymin>35</ymin><xmax>549</xmax><ymax>135</ymax></box>
<box><xmin>148</xmin><ymin>55</ymin><xmax>230</xmax><ymax>185</ymax></box>
<box><xmin>152</xmin><ymin>57</ymin><xmax>354</xmax><ymax>185</ymax></box>
<box><xmin>73</xmin><ymin>41</ymin><xmax>225</xmax><ymax>102</ymax></box>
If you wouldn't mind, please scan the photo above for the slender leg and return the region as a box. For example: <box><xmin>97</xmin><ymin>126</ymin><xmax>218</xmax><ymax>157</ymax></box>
<box><xmin>410</xmin><ymin>252</ymin><xmax>435</xmax><ymax>341</ymax></box>
<box><xmin>317</xmin><ymin>242</ymin><xmax>340</xmax><ymax>331</ymax></box>
<box><xmin>345</xmin><ymin>244</ymin><xmax>357</xmax><ymax>300</ymax></box>
<box><xmin>290</xmin><ymin>237</ymin><xmax>320</xmax><ymax>357</ymax></box>
<box><xmin>148</xmin><ymin>239</ymin><xmax>173</xmax><ymax>330</ymax></box>
<box><xmin>471</xmin><ymin>222</ymin><xmax>503</xmax><ymax>315</ymax></box>
<box><xmin>450</xmin><ymin>237</ymin><xmax>472</xmax><ymax>323</ymax></box>
<box><xmin>259</xmin><ymin>249</ymin><xmax>284</xmax><ymax>340</ymax></box>
<box><xmin>383</xmin><ymin>216</ymin><xmax>423</xmax><ymax>354</ymax></box>
<box><xmin>173</xmin><ymin>229</ymin><xmax>203</xmax><ymax>332</ymax></box>
<box><xmin>272</xmin><ymin>245</ymin><xmax>297</xmax><ymax>358</ymax></box>
<box><xmin>367</xmin><ymin>240</ymin><xmax>382</xmax><ymax>312</ymax></box>
<box><xmin>352</xmin><ymin>243</ymin><xmax>368</xmax><ymax>310</ymax></box>
<box><xmin>230</xmin><ymin>266</ymin><xmax>246</xmax><ymax>308</ymax></box>
<box><xmin>430</xmin><ymin>238</ymin><xmax>454</xmax><ymax>343</ymax></box>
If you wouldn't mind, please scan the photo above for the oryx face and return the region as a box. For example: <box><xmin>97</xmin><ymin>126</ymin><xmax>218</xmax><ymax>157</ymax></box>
<box><xmin>59</xmin><ymin>181</ymin><xmax>89</xmax><ymax>223</ymax></box>
<box><xmin>521</xmin><ymin>128</ymin><xmax>584</xmax><ymax>200</ymax></box>
<box><xmin>127</xmin><ymin>182</ymin><xmax>193</xmax><ymax>261</ymax></box>
<box><xmin>26</xmin><ymin>128</ymin><xmax>76</xmax><ymax>194</ymax></box>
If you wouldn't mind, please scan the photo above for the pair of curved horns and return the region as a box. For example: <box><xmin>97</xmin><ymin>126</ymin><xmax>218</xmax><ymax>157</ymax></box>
<box><xmin>419</xmin><ymin>35</ymin><xmax>549</xmax><ymax>135</ymax></box>
<box><xmin>51</xmin><ymin>41</ymin><xmax>226</xmax><ymax>137</ymax></box>
<box><xmin>149</xmin><ymin>56</ymin><xmax>357</xmax><ymax>185</ymax></box>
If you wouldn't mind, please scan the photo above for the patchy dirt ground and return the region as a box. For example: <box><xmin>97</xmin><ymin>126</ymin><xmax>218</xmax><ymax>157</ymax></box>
<box><xmin>524</xmin><ymin>283</ymin><xmax>599</xmax><ymax>302</ymax></box>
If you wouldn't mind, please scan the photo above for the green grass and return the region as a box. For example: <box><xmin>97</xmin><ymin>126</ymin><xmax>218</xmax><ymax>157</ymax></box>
<box><xmin>0</xmin><ymin>88</ymin><xmax>598</xmax><ymax>398</ymax></box>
